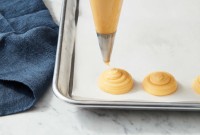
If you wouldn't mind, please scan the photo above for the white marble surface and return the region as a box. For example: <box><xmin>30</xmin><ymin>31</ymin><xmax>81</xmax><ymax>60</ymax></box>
<box><xmin>1</xmin><ymin>0</ymin><xmax>200</xmax><ymax>135</ymax></box>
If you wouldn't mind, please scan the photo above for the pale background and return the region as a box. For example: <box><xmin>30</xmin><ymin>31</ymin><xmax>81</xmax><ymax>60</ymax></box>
<box><xmin>1</xmin><ymin>0</ymin><xmax>200</xmax><ymax>135</ymax></box>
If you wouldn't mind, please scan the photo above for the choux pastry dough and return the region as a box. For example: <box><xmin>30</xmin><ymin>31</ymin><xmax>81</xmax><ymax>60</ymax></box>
<box><xmin>143</xmin><ymin>72</ymin><xmax>177</xmax><ymax>96</ymax></box>
<box><xmin>98</xmin><ymin>68</ymin><xmax>133</xmax><ymax>94</ymax></box>
<box><xmin>192</xmin><ymin>76</ymin><xmax>200</xmax><ymax>94</ymax></box>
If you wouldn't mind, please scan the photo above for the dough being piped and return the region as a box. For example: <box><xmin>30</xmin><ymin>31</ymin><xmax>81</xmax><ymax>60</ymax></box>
<box><xmin>98</xmin><ymin>68</ymin><xmax>133</xmax><ymax>94</ymax></box>
<box><xmin>192</xmin><ymin>76</ymin><xmax>200</xmax><ymax>94</ymax></box>
<box><xmin>143</xmin><ymin>72</ymin><xmax>177</xmax><ymax>96</ymax></box>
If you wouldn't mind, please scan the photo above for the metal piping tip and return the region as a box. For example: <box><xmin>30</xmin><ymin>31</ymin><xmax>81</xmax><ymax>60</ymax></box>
<box><xmin>97</xmin><ymin>32</ymin><xmax>116</xmax><ymax>63</ymax></box>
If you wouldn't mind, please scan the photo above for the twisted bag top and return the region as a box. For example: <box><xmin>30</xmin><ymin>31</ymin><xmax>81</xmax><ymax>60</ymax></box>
<box><xmin>0</xmin><ymin>0</ymin><xmax>58</xmax><ymax>116</ymax></box>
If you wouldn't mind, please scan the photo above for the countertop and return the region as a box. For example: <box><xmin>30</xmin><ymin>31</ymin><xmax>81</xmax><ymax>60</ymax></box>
<box><xmin>1</xmin><ymin>0</ymin><xmax>200</xmax><ymax>135</ymax></box>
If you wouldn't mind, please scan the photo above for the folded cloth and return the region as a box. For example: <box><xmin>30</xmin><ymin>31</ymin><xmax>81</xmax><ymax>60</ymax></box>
<box><xmin>0</xmin><ymin>0</ymin><xmax>58</xmax><ymax>116</ymax></box>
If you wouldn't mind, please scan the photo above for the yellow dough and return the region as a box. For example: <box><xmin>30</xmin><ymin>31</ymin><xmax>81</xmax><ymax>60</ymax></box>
<box><xmin>98</xmin><ymin>68</ymin><xmax>133</xmax><ymax>94</ymax></box>
<box><xmin>90</xmin><ymin>0</ymin><xmax>123</xmax><ymax>34</ymax></box>
<box><xmin>142</xmin><ymin>72</ymin><xmax>177</xmax><ymax>96</ymax></box>
<box><xmin>192</xmin><ymin>76</ymin><xmax>200</xmax><ymax>94</ymax></box>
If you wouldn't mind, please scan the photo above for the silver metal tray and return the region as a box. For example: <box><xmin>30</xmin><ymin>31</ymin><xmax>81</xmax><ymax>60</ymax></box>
<box><xmin>53</xmin><ymin>0</ymin><xmax>200</xmax><ymax>110</ymax></box>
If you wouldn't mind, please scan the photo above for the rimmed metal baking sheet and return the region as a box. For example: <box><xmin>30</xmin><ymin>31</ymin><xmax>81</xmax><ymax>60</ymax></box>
<box><xmin>53</xmin><ymin>0</ymin><xmax>200</xmax><ymax>110</ymax></box>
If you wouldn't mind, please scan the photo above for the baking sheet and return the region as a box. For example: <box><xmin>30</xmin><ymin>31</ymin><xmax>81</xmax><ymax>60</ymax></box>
<box><xmin>72</xmin><ymin>0</ymin><xmax>200</xmax><ymax>102</ymax></box>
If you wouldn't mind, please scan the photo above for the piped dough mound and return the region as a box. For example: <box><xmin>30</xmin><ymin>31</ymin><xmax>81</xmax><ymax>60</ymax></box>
<box><xmin>192</xmin><ymin>76</ymin><xmax>200</xmax><ymax>94</ymax></box>
<box><xmin>143</xmin><ymin>72</ymin><xmax>177</xmax><ymax>96</ymax></box>
<box><xmin>98</xmin><ymin>68</ymin><xmax>133</xmax><ymax>94</ymax></box>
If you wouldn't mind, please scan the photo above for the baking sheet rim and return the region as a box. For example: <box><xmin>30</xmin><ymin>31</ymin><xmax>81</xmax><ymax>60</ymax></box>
<box><xmin>52</xmin><ymin>0</ymin><xmax>200</xmax><ymax>110</ymax></box>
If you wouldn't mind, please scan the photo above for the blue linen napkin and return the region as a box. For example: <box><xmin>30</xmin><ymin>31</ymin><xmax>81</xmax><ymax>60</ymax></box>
<box><xmin>0</xmin><ymin>0</ymin><xmax>58</xmax><ymax>116</ymax></box>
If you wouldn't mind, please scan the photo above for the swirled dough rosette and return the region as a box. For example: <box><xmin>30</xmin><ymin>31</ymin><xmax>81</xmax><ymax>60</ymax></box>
<box><xmin>192</xmin><ymin>76</ymin><xmax>200</xmax><ymax>94</ymax></box>
<box><xmin>143</xmin><ymin>72</ymin><xmax>177</xmax><ymax>96</ymax></box>
<box><xmin>98</xmin><ymin>68</ymin><xmax>133</xmax><ymax>94</ymax></box>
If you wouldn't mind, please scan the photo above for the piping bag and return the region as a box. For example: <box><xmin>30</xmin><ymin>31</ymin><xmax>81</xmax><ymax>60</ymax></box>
<box><xmin>90</xmin><ymin>0</ymin><xmax>123</xmax><ymax>64</ymax></box>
